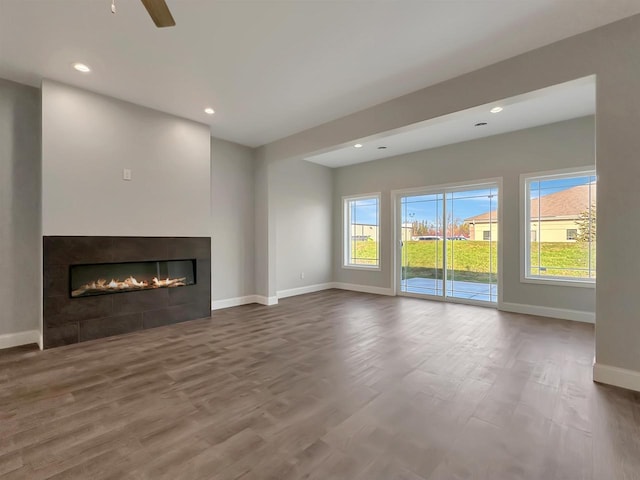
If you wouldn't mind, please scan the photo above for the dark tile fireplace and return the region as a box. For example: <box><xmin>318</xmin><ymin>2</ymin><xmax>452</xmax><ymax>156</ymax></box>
<box><xmin>43</xmin><ymin>236</ymin><xmax>211</xmax><ymax>348</ymax></box>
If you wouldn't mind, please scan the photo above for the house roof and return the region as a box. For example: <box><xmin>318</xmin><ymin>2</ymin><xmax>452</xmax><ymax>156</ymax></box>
<box><xmin>465</xmin><ymin>183</ymin><xmax>596</xmax><ymax>223</ymax></box>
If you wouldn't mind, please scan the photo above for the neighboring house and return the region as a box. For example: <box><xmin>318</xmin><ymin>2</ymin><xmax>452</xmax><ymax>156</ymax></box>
<box><xmin>466</xmin><ymin>184</ymin><xmax>596</xmax><ymax>242</ymax></box>
<box><xmin>351</xmin><ymin>223</ymin><xmax>413</xmax><ymax>242</ymax></box>
<box><xmin>401</xmin><ymin>223</ymin><xmax>414</xmax><ymax>242</ymax></box>
<box><xmin>351</xmin><ymin>223</ymin><xmax>379</xmax><ymax>242</ymax></box>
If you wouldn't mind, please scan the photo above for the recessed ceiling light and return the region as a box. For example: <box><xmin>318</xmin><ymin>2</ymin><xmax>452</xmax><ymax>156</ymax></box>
<box><xmin>490</xmin><ymin>106</ymin><xmax>503</xmax><ymax>113</ymax></box>
<box><xmin>204</xmin><ymin>107</ymin><xmax>215</xmax><ymax>115</ymax></box>
<box><xmin>354</xmin><ymin>144</ymin><xmax>363</xmax><ymax>148</ymax></box>
<box><xmin>475</xmin><ymin>122</ymin><xmax>488</xmax><ymax>127</ymax></box>
<box><xmin>73</xmin><ymin>63</ymin><xmax>91</xmax><ymax>73</ymax></box>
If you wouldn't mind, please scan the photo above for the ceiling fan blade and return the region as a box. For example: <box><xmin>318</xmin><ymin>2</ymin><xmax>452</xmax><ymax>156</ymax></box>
<box><xmin>140</xmin><ymin>0</ymin><xmax>176</xmax><ymax>28</ymax></box>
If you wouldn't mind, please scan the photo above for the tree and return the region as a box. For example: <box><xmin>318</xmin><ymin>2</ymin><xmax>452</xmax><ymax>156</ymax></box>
<box><xmin>411</xmin><ymin>220</ymin><xmax>439</xmax><ymax>236</ymax></box>
<box><xmin>576</xmin><ymin>203</ymin><xmax>596</xmax><ymax>242</ymax></box>
<box><xmin>446</xmin><ymin>214</ymin><xmax>470</xmax><ymax>237</ymax></box>
<box><xmin>410</xmin><ymin>216</ymin><xmax>469</xmax><ymax>237</ymax></box>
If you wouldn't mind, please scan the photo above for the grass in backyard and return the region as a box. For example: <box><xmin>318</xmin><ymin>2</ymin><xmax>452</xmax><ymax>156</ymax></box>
<box><xmin>529</xmin><ymin>241</ymin><xmax>596</xmax><ymax>278</ymax></box>
<box><xmin>352</xmin><ymin>240</ymin><xmax>595</xmax><ymax>282</ymax></box>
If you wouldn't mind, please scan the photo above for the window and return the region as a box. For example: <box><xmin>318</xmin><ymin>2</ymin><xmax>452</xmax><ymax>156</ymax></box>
<box><xmin>483</xmin><ymin>230</ymin><xmax>491</xmax><ymax>241</ymax></box>
<box><xmin>344</xmin><ymin>194</ymin><xmax>380</xmax><ymax>268</ymax></box>
<box><xmin>523</xmin><ymin>169</ymin><xmax>596</xmax><ymax>284</ymax></box>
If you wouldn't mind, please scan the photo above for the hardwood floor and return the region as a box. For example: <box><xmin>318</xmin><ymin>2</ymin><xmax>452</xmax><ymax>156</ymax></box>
<box><xmin>1</xmin><ymin>289</ymin><xmax>639</xmax><ymax>479</ymax></box>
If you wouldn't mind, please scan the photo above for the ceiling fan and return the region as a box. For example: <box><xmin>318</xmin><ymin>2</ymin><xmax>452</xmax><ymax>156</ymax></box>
<box><xmin>111</xmin><ymin>0</ymin><xmax>176</xmax><ymax>28</ymax></box>
<box><xmin>140</xmin><ymin>0</ymin><xmax>175</xmax><ymax>27</ymax></box>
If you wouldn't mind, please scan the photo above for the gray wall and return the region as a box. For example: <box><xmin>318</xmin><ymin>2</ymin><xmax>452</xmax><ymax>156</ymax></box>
<box><xmin>253</xmin><ymin>149</ymin><xmax>273</xmax><ymax>298</ymax></box>
<box><xmin>0</xmin><ymin>78</ymin><xmax>41</xmax><ymax>336</ymax></box>
<box><xmin>255</xmin><ymin>15</ymin><xmax>640</xmax><ymax>375</ymax></box>
<box><xmin>253</xmin><ymin>151</ymin><xmax>333</xmax><ymax>299</ymax></box>
<box><xmin>42</xmin><ymin>80</ymin><xmax>211</xmax><ymax>237</ymax></box>
<box><xmin>211</xmin><ymin>137</ymin><xmax>255</xmax><ymax>302</ymax></box>
<box><xmin>272</xmin><ymin>158</ymin><xmax>333</xmax><ymax>293</ymax></box>
<box><xmin>334</xmin><ymin>116</ymin><xmax>595</xmax><ymax>313</ymax></box>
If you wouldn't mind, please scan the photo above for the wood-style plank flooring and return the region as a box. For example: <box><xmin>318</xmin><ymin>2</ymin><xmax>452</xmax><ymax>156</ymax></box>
<box><xmin>1</xmin><ymin>290</ymin><xmax>639</xmax><ymax>479</ymax></box>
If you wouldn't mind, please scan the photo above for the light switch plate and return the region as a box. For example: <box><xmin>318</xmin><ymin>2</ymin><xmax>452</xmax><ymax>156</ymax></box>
<box><xmin>123</xmin><ymin>168</ymin><xmax>132</xmax><ymax>181</ymax></box>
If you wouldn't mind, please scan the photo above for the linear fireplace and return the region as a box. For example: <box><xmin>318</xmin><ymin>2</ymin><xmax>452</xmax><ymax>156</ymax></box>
<box><xmin>43</xmin><ymin>236</ymin><xmax>211</xmax><ymax>348</ymax></box>
<box><xmin>70</xmin><ymin>259</ymin><xmax>196</xmax><ymax>297</ymax></box>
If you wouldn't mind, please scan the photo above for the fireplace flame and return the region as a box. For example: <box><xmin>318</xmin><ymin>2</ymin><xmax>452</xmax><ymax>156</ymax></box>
<box><xmin>152</xmin><ymin>277</ymin><xmax>187</xmax><ymax>287</ymax></box>
<box><xmin>72</xmin><ymin>275</ymin><xmax>187</xmax><ymax>297</ymax></box>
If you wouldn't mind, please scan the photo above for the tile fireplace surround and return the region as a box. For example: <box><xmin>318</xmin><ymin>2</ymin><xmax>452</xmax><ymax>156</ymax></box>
<box><xmin>43</xmin><ymin>236</ymin><xmax>211</xmax><ymax>348</ymax></box>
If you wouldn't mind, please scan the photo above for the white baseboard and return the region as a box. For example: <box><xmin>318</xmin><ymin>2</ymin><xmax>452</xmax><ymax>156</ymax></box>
<box><xmin>277</xmin><ymin>283</ymin><xmax>334</xmax><ymax>299</ymax></box>
<box><xmin>254</xmin><ymin>295</ymin><xmax>279</xmax><ymax>306</ymax></box>
<box><xmin>213</xmin><ymin>289</ymin><xmax>328</xmax><ymax>309</ymax></box>
<box><xmin>0</xmin><ymin>330</ymin><xmax>40</xmax><ymax>350</ymax></box>
<box><xmin>212</xmin><ymin>282</ymin><xmax>394</xmax><ymax>309</ymax></box>
<box><xmin>212</xmin><ymin>295</ymin><xmax>259</xmax><ymax>310</ymax></box>
<box><xmin>221</xmin><ymin>282</ymin><xmax>395</xmax><ymax>306</ymax></box>
<box><xmin>499</xmin><ymin>302</ymin><xmax>595</xmax><ymax>324</ymax></box>
<box><xmin>593</xmin><ymin>363</ymin><xmax>640</xmax><ymax>392</ymax></box>
<box><xmin>277</xmin><ymin>281</ymin><xmax>395</xmax><ymax>300</ymax></box>
<box><xmin>332</xmin><ymin>282</ymin><xmax>395</xmax><ymax>296</ymax></box>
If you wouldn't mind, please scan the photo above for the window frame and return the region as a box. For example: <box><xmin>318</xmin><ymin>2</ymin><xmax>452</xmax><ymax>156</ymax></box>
<box><xmin>343</xmin><ymin>193</ymin><xmax>381</xmax><ymax>271</ymax></box>
<box><xmin>520</xmin><ymin>167</ymin><xmax>596</xmax><ymax>288</ymax></box>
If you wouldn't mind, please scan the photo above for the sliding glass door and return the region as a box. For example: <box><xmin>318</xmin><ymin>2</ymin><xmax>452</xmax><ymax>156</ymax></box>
<box><xmin>399</xmin><ymin>183</ymin><xmax>499</xmax><ymax>304</ymax></box>
<box><xmin>445</xmin><ymin>187</ymin><xmax>498</xmax><ymax>303</ymax></box>
<box><xmin>400</xmin><ymin>193</ymin><xmax>445</xmax><ymax>297</ymax></box>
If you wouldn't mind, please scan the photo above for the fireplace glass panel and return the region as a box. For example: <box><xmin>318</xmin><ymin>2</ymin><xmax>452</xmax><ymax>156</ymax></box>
<box><xmin>70</xmin><ymin>259</ymin><xmax>196</xmax><ymax>298</ymax></box>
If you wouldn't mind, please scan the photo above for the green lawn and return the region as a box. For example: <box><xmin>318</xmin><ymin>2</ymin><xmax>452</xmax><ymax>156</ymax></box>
<box><xmin>403</xmin><ymin>240</ymin><xmax>498</xmax><ymax>283</ymax></box>
<box><xmin>528</xmin><ymin>241</ymin><xmax>596</xmax><ymax>278</ymax></box>
<box><xmin>352</xmin><ymin>240</ymin><xmax>595</xmax><ymax>282</ymax></box>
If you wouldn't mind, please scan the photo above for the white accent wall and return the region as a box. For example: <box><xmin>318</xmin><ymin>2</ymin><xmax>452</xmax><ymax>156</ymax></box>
<box><xmin>42</xmin><ymin>80</ymin><xmax>211</xmax><ymax>237</ymax></box>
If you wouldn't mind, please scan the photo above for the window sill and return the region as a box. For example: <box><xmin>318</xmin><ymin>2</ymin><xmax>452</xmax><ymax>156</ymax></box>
<box><xmin>342</xmin><ymin>265</ymin><xmax>381</xmax><ymax>272</ymax></box>
<box><xmin>521</xmin><ymin>276</ymin><xmax>595</xmax><ymax>288</ymax></box>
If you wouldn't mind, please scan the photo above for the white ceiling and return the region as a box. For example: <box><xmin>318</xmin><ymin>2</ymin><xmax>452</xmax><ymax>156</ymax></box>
<box><xmin>304</xmin><ymin>76</ymin><xmax>596</xmax><ymax>168</ymax></box>
<box><xmin>0</xmin><ymin>1</ymin><xmax>637</xmax><ymax>147</ymax></box>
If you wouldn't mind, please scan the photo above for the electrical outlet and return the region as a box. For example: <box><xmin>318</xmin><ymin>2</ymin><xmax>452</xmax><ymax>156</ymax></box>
<box><xmin>123</xmin><ymin>168</ymin><xmax>132</xmax><ymax>181</ymax></box>
<box><xmin>300</xmin><ymin>272</ymin><xmax>305</xmax><ymax>279</ymax></box>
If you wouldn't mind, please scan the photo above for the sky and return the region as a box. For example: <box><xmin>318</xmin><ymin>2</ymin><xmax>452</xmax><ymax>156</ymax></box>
<box><xmin>402</xmin><ymin>188</ymin><xmax>498</xmax><ymax>223</ymax></box>
<box><xmin>530</xmin><ymin>174</ymin><xmax>596</xmax><ymax>199</ymax></box>
<box><xmin>351</xmin><ymin>174</ymin><xmax>595</xmax><ymax>225</ymax></box>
